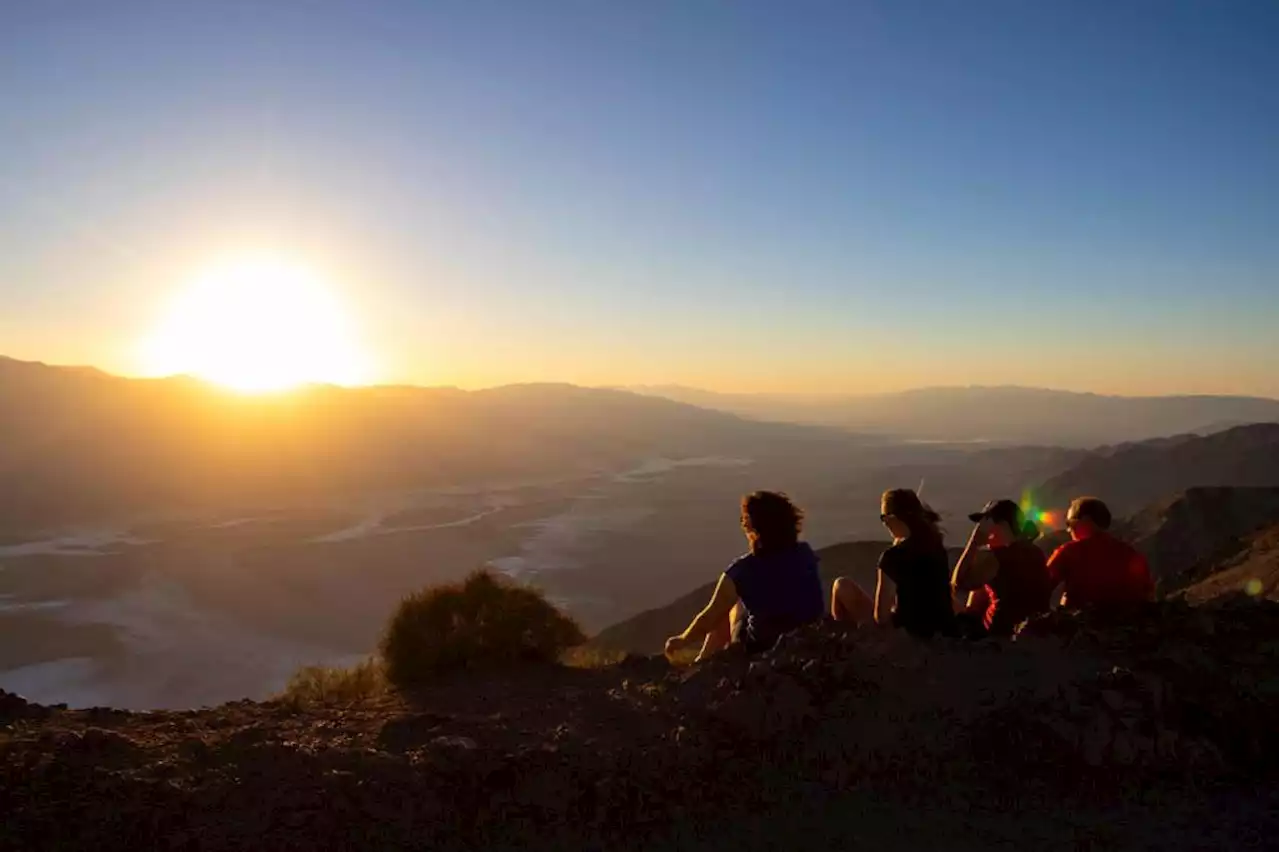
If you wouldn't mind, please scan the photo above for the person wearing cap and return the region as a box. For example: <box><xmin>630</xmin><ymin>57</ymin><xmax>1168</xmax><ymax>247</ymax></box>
<box><xmin>831</xmin><ymin>488</ymin><xmax>956</xmax><ymax>638</ymax></box>
<box><xmin>951</xmin><ymin>499</ymin><xmax>1053</xmax><ymax>638</ymax></box>
<box><xmin>1046</xmin><ymin>496</ymin><xmax>1154</xmax><ymax>608</ymax></box>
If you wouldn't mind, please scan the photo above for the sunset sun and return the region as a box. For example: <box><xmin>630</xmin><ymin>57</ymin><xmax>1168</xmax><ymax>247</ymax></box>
<box><xmin>141</xmin><ymin>255</ymin><xmax>372</xmax><ymax>392</ymax></box>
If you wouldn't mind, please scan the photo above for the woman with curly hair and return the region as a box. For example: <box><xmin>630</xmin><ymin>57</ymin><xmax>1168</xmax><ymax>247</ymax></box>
<box><xmin>665</xmin><ymin>491</ymin><xmax>823</xmax><ymax>660</ymax></box>
<box><xmin>832</xmin><ymin>488</ymin><xmax>956</xmax><ymax>638</ymax></box>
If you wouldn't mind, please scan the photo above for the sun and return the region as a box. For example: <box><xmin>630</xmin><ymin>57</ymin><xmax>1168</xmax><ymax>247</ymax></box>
<box><xmin>141</xmin><ymin>255</ymin><xmax>373</xmax><ymax>392</ymax></box>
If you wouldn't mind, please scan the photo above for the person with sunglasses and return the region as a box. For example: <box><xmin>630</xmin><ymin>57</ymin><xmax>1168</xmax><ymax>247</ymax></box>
<box><xmin>831</xmin><ymin>488</ymin><xmax>956</xmax><ymax>637</ymax></box>
<box><xmin>1046</xmin><ymin>496</ymin><xmax>1154</xmax><ymax>608</ymax></box>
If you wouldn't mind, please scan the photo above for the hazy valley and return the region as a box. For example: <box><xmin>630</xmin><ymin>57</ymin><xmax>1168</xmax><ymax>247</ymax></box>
<box><xmin>0</xmin><ymin>357</ymin><xmax>1276</xmax><ymax>709</ymax></box>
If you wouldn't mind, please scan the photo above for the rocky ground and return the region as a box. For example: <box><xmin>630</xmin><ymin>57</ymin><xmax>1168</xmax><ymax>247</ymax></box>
<box><xmin>1</xmin><ymin>599</ymin><xmax>1276</xmax><ymax>851</ymax></box>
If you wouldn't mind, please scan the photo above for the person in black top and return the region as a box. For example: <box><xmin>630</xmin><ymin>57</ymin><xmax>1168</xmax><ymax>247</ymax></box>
<box><xmin>831</xmin><ymin>489</ymin><xmax>957</xmax><ymax>637</ymax></box>
<box><xmin>952</xmin><ymin>498</ymin><xmax>1053</xmax><ymax>638</ymax></box>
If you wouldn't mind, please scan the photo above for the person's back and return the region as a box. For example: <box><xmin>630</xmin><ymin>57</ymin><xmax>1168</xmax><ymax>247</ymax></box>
<box><xmin>665</xmin><ymin>491</ymin><xmax>822</xmax><ymax>662</ymax></box>
<box><xmin>878</xmin><ymin>535</ymin><xmax>956</xmax><ymax>637</ymax></box>
<box><xmin>726</xmin><ymin>542</ymin><xmax>824</xmax><ymax>652</ymax></box>
<box><xmin>1047</xmin><ymin>534</ymin><xmax>1151</xmax><ymax>606</ymax></box>
<box><xmin>984</xmin><ymin>537</ymin><xmax>1053</xmax><ymax>636</ymax></box>
<box><xmin>1047</xmin><ymin>496</ymin><xmax>1154</xmax><ymax>609</ymax></box>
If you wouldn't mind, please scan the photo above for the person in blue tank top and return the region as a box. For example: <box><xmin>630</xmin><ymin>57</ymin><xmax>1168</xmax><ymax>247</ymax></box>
<box><xmin>665</xmin><ymin>491</ymin><xmax>824</xmax><ymax>660</ymax></box>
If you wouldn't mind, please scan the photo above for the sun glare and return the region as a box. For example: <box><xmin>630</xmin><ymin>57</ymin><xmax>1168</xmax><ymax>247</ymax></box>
<box><xmin>141</xmin><ymin>255</ymin><xmax>373</xmax><ymax>392</ymax></box>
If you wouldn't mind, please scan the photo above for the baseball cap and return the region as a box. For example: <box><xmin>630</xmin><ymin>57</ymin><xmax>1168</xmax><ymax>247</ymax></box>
<box><xmin>967</xmin><ymin>499</ymin><xmax>1024</xmax><ymax>528</ymax></box>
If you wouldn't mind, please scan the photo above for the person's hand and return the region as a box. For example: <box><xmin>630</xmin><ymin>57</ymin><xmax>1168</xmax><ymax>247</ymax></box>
<box><xmin>664</xmin><ymin>634</ymin><xmax>690</xmax><ymax>659</ymax></box>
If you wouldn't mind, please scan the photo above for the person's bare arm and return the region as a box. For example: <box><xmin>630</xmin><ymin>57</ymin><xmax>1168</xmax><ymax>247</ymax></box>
<box><xmin>952</xmin><ymin>520</ymin><xmax>999</xmax><ymax>592</ymax></box>
<box><xmin>1045</xmin><ymin>546</ymin><xmax>1069</xmax><ymax>609</ymax></box>
<box><xmin>665</xmin><ymin>574</ymin><xmax>739</xmax><ymax>658</ymax></box>
<box><xmin>873</xmin><ymin>570</ymin><xmax>896</xmax><ymax>626</ymax></box>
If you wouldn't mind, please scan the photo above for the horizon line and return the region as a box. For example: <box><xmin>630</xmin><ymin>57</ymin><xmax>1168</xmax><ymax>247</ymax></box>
<box><xmin>4</xmin><ymin>354</ymin><xmax>1278</xmax><ymax>403</ymax></box>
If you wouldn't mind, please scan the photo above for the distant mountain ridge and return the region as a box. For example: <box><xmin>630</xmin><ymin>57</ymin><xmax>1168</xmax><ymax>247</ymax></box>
<box><xmin>1034</xmin><ymin>423</ymin><xmax>1278</xmax><ymax>517</ymax></box>
<box><xmin>629</xmin><ymin>384</ymin><xmax>1278</xmax><ymax>446</ymax></box>
<box><xmin>1176</xmin><ymin>524</ymin><xmax>1278</xmax><ymax>604</ymax></box>
<box><xmin>1119</xmin><ymin>486</ymin><xmax>1279</xmax><ymax>589</ymax></box>
<box><xmin>0</xmin><ymin>356</ymin><xmax>860</xmax><ymax>532</ymax></box>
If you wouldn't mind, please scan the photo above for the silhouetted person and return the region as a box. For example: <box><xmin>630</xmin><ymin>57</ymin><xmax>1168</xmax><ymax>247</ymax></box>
<box><xmin>665</xmin><ymin>491</ymin><xmax>823</xmax><ymax>661</ymax></box>
<box><xmin>1047</xmin><ymin>496</ymin><xmax>1154</xmax><ymax>608</ymax></box>
<box><xmin>952</xmin><ymin>499</ymin><xmax>1053</xmax><ymax>638</ymax></box>
<box><xmin>831</xmin><ymin>489</ymin><xmax>956</xmax><ymax>637</ymax></box>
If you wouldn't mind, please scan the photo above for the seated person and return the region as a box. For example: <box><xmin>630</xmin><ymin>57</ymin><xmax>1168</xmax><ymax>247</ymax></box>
<box><xmin>1047</xmin><ymin>496</ymin><xmax>1154</xmax><ymax>608</ymax></box>
<box><xmin>831</xmin><ymin>488</ymin><xmax>956</xmax><ymax>638</ymax></box>
<box><xmin>952</xmin><ymin>499</ymin><xmax>1053</xmax><ymax>638</ymax></box>
<box><xmin>665</xmin><ymin>491</ymin><xmax>823</xmax><ymax>661</ymax></box>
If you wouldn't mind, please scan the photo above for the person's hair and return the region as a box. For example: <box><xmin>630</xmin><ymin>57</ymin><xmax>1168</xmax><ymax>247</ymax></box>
<box><xmin>880</xmin><ymin>488</ymin><xmax>943</xmax><ymax>545</ymax></box>
<box><xmin>741</xmin><ymin>491</ymin><xmax>803</xmax><ymax>554</ymax></box>
<box><xmin>1068</xmin><ymin>496</ymin><xmax>1112</xmax><ymax>530</ymax></box>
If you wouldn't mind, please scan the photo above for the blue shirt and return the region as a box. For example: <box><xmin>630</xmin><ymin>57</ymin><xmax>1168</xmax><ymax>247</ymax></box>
<box><xmin>724</xmin><ymin>542</ymin><xmax>824</xmax><ymax>652</ymax></box>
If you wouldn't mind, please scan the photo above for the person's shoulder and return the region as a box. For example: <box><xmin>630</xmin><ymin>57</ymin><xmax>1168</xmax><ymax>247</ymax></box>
<box><xmin>795</xmin><ymin>541</ymin><xmax>820</xmax><ymax>565</ymax></box>
<box><xmin>1104</xmin><ymin>533</ymin><xmax>1143</xmax><ymax>558</ymax></box>
<box><xmin>879</xmin><ymin>538</ymin><xmax>905</xmax><ymax>557</ymax></box>
<box><xmin>1047</xmin><ymin>537</ymin><xmax>1080</xmax><ymax>562</ymax></box>
<box><xmin>878</xmin><ymin>538</ymin><xmax>909</xmax><ymax>567</ymax></box>
<box><xmin>725</xmin><ymin>551</ymin><xmax>758</xmax><ymax>579</ymax></box>
<box><xmin>1009</xmin><ymin>537</ymin><xmax>1047</xmax><ymax>564</ymax></box>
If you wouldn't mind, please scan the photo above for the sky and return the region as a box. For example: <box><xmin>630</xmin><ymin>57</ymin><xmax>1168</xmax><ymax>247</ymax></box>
<box><xmin>0</xmin><ymin>0</ymin><xmax>1275</xmax><ymax>397</ymax></box>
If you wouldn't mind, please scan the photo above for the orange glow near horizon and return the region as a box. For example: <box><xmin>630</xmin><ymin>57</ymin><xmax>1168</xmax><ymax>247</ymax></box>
<box><xmin>139</xmin><ymin>255</ymin><xmax>374</xmax><ymax>392</ymax></box>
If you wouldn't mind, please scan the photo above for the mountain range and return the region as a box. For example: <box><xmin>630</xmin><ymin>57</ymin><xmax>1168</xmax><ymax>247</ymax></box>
<box><xmin>0</xmin><ymin>356</ymin><xmax>860</xmax><ymax>532</ymax></box>
<box><xmin>0</xmin><ymin>355</ymin><xmax>1276</xmax><ymax>709</ymax></box>
<box><xmin>1035</xmin><ymin>423</ymin><xmax>1278</xmax><ymax>516</ymax></box>
<box><xmin>630</xmin><ymin>384</ymin><xmax>1277</xmax><ymax>446</ymax></box>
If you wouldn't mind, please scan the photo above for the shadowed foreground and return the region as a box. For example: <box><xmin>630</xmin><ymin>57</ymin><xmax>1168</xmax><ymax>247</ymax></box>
<box><xmin>1</xmin><ymin>600</ymin><xmax>1275</xmax><ymax>851</ymax></box>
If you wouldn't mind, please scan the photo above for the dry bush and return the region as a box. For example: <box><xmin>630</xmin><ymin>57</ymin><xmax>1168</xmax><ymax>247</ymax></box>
<box><xmin>279</xmin><ymin>657</ymin><xmax>386</xmax><ymax>707</ymax></box>
<box><xmin>380</xmin><ymin>569</ymin><xmax>585</xmax><ymax>688</ymax></box>
<box><xmin>560</xmin><ymin>645</ymin><xmax>629</xmax><ymax>668</ymax></box>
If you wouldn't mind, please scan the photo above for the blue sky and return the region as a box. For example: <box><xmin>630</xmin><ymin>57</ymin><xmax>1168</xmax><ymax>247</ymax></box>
<box><xmin>0</xmin><ymin>1</ymin><xmax>1275</xmax><ymax>395</ymax></box>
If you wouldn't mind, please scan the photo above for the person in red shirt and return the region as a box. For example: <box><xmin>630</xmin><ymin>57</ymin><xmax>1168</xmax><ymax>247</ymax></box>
<box><xmin>1046</xmin><ymin>496</ymin><xmax>1155</xmax><ymax>608</ymax></box>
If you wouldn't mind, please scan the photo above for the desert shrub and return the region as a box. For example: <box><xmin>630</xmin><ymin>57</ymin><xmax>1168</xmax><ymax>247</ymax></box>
<box><xmin>379</xmin><ymin>569</ymin><xmax>585</xmax><ymax>688</ymax></box>
<box><xmin>560</xmin><ymin>645</ymin><xmax>628</xmax><ymax>669</ymax></box>
<box><xmin>279</xmin><ymin>657</ymin><xmax>385</xmax><ymax>707</ymax></box>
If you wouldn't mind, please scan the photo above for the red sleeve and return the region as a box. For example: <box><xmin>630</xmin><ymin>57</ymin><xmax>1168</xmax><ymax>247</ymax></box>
<box><xmin>1045</xmin><ymin>543</ymin><xmax>1071</xmax><ymax>586</ymax></box>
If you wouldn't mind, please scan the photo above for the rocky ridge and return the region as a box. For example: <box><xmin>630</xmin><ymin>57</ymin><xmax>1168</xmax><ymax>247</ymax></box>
<box><xmin>1</xmin><ymin>599</ymin><xmax>1276</xmax><ymax>851</ymax></box>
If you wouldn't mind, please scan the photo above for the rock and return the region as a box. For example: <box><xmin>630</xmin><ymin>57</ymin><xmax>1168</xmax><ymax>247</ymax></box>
<box><xmin>707</xmin><ymin>673</ymin><xmax>813</xmax><ymax>741</ymax></box>
<box><xmin>431</xmin><ymin>735</ymin><xmax>478</xmax><ymax>750</ymax></box>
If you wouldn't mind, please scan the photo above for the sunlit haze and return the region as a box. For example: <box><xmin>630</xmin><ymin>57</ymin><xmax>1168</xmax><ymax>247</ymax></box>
<box><xmin>0</xmin><ymin>2</ymin><xmax>1275</xmax><ymax>397</ymax></box>
<box><xmin>139</xmin><ymin>254</ymin><xmax>372</xmax><ymax>391</ymax></box>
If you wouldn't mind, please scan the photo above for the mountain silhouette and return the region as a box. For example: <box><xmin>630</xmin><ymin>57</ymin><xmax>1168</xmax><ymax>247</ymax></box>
<box><xmin>1034</xmin><ymin>423</ymin><xmax>1277</xmax><ymax>517</ymax></box>
<box><xmin>1117</xmin><ymin>486</ymin><xmax>1278</xmax><ymax>588</ymax></box>
<box><xmin>0</xmin><ymin>356</ymin><xmax>855</xmax><ymax>532</ymax></box>
<box><xmin>631</xmin><ymin>384</ymin><xmax>1278</xmax><ymax>446</ymax></box>
<box><xmin>1176</xmin><ymin>524</ymin><xmax>1278</xmax><ymax>604</ymax></box>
